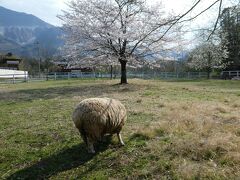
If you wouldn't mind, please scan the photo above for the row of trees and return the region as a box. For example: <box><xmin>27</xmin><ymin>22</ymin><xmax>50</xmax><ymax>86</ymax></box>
<box><xmin>19</xmin><ymin>58</ymin><xmax>59</xmax><ymax>75</ymax></box>
<box><xmin>221</xmin><ymin>6</ymin><xmax>240</xmax><ymax>70</ymax></box>
<box><xmin>188</xmin><ymin>5</ymin><xmax>240</xmax><ymax>77</ymax></box>
<box><xmin>59</xmin><ymin>0</ymin><xmax>240</xmax><ymax>83</ymax></box>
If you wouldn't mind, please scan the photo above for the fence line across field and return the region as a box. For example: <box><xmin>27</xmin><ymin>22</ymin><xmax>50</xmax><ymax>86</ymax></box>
<box><xmin>47</xmin><ymin>72</ymin><xmax>209</xmax><ymax>79</ymax></box>
<box><xmin>0</xmin><ymin>71</ymin><xmax>212</xmax><ymax>84</ymax></box>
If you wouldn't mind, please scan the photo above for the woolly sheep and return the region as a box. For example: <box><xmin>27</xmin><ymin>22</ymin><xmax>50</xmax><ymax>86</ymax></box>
<box><xmin>72</xmin><ymin>98</ymin><xmax>127</xmax><ymax>153</ymax></box>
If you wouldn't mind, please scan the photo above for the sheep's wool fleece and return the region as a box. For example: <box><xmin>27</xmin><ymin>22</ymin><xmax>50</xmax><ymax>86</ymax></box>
<box><xmin>72</xmin><ymin>98</ymin><xmax>127</xmax><ymax>140</ymax></box>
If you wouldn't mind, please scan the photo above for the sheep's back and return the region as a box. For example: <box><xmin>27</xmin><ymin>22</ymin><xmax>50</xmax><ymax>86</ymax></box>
<box><xmin>72</xmin><ymin>98</ymin><xmax>127</xmax><ymax>133</ymax></box>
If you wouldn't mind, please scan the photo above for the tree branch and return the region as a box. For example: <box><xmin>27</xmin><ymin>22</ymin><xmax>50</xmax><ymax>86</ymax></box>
<box><xmin>207</xmin><ymin>0</ymin><xmax>223</xmax><ymax>40</ymax></box>
<box><xmin>130</xmin><ymin>0</ymin><xmax>203</xmax><ymax>55</ymax></box>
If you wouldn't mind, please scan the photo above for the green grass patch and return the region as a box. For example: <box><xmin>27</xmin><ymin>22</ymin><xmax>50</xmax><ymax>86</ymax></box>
<box><xmin>1</xmin><ymin>79</ymin><xmax>240</xmax><ymax>179</ymax></box>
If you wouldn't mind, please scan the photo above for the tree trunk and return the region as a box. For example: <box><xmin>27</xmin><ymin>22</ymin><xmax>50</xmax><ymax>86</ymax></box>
<box><xmin>207</xmin><ymin>52</ymin><xmax>211</xmax><ymax>79</ymax></box>
<box><xmin>207</xmin><ymin>71</ymin><xmax>210</xmax><ymax>79</ymax></box>
<box><xmin>110</xmin><ymin>65</ymin><xmax>113</xmax><ymax>80</ymax></box>
<box><xmin>120</xmin><ymin>61</ymin><xmax>127</xmax><ymax>84</ymax></box>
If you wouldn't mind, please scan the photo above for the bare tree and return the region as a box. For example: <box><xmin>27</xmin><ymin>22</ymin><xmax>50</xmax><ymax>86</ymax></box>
<box><xmin>181</xmin><ymin>0</ymin><xmax>240</xmax><ymax>40</ymax></box>
<box><xmin>59</xmin><ymin>0</ymin><xmax>185</xmax><ymax>84</ymax></box>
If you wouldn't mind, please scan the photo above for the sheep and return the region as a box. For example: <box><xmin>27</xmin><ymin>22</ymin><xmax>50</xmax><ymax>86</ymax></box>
<box><xmin>72</xmin><ymin>98</ymin><xmax>127</xmax><ymax>153</ymax></box>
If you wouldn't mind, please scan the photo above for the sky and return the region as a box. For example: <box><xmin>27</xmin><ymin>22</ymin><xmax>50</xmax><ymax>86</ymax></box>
<box><xmin>0</xmin><ymin>0</ymin><xmax>231</xmax><ymax>27</ymax></box>
<box><xmin>0</xmin><ymin>0</ymin><xmax>67</xmax><ymax>26</ymax></box>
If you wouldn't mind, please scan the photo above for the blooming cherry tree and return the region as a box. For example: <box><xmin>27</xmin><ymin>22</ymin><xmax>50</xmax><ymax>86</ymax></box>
<box><xmin>59</xmin><ymin>0</ymin><xmax>183</xmax><ymax>83</ymax></box>
<box><xmin>188</xmin><ymin>38</ymin><xmax>228</xmax><ymax>78</ymax></box>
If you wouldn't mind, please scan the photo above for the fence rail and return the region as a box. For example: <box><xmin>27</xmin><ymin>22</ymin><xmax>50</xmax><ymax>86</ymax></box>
<box><xmin>0</xmin><ymin>71</ymin><xmax>210</xmax><ymax>84</ymax></box>
<box><xmin>221</xmin><ymin>71</ymin><xmax>240</xmax><ymax>79</ymax></box>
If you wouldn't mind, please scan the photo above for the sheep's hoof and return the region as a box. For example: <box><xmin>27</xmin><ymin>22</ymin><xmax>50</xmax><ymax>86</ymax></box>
<box><xmin>99</xmin><ymin>136</ymin><xmax>107</xmax><ymax>143</ymax></box>
<box><xmin>88</xmin><ymin>149</ymin><xmax>96</xmax><ymax>154</ymax></box>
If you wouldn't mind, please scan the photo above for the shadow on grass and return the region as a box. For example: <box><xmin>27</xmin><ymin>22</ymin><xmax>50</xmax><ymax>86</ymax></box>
<box><xmin>7</xmin><ymin>141</ymin><xmax>112</xmax><ymax>179</ymax></box>
<box><xmin>162</xmin><ymin>79</ymin><xmax>208</xmax><ymax>83</ymax></box>
<box><xmin>0</xmin><ymin>83</ymin><xmax>141</xmax><ymax>102</ymax></box>
<box><xmin>129</xmin><ymin>133</ymin><xmax>151</xmax><ymax>141</ymax></box>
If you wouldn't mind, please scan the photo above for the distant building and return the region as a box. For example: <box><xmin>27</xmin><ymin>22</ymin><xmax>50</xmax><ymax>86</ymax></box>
<box><xmin>0</xmin><ymin>53</ymin><xmax>22</xmax><ymax>70</ymax></box>
<box><xmin>54</xmin><ymin>60</ymin><xmax>93</xmax><ymax>72</ymax></box>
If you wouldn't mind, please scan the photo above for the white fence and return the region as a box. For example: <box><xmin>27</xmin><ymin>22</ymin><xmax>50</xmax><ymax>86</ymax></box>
<box><xmin>0</xmin><ymin>69</ymin><xmax>28</xmax><ymax>78</ymax></box>
<box><xmin>0</xmin><ymin>69</ymin><xmax>28</xmax><ymax>83</ymax></box>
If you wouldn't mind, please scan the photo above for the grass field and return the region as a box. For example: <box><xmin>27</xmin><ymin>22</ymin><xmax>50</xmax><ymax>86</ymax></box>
<box><xmin>0</xmin><ymin>79</ymin><xmax>240</xmax><ymax>179</ymax></box>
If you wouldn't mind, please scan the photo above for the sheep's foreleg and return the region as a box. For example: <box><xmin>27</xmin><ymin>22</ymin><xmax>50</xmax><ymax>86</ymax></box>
<box><xmin>117</xmin><ymin>133</ymin><xmax>125</xmax><ymax>146</ymax></box>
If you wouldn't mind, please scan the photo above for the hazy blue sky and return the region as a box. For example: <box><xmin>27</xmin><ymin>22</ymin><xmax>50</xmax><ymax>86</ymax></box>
<box><xmin>0</xmin><ymin>0</ymin><xmax>231</xmax><ymax>27</ymax></box>
<box><xmin>0</xmin><ymin>0</ymin><xmax>66</xmax><ymax>26</ymax></box>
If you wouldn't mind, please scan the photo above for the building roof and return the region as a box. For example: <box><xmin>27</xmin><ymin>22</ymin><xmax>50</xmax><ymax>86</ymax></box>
<box><xmin>0</xmin><ymin>53</ymin><xmax>22</xmax><ymax>64</ymax></box>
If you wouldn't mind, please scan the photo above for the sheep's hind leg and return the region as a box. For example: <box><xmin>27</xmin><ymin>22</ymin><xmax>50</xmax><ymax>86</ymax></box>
<box><xmin>79</xmin><ymin>129</ymin><xmax>87</xmax><ymax>145</ymax></box>
<box><xmin>87</xmin><ymin>137</ymin><xmax>95</xmax><ymax>154</ymax></box>
<box><xmin>117</xmin><ymin>133</ymin><xmax>125</xmax><ymax>146</ymax></box>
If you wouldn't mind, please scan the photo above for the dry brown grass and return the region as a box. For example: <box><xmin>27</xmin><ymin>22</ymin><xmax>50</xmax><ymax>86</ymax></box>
<box><xmin>110</xmin><ymin>79</ymin><xmax>240</xmax><ymax>178</ymax></box>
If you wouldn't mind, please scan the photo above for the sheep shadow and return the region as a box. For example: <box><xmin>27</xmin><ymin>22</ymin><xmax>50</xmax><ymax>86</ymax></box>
<box><xmin>7</xmin><ymin>140</ymin><xmax>112</xmax><ymax>180</ymax></box>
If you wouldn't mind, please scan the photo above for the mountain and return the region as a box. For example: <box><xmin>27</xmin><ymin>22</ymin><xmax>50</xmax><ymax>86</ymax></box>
<box><xmin>0</xmin><ymin>6</ymin><xmax>63</xmax><ymax>57</ymax></box>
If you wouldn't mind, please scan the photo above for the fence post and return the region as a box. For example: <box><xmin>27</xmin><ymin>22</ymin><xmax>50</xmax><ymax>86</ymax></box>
<box><xmin>54</xmin><ymin>73</ymin><xmax>57</xmax><ymax>80</ymax></box>
<box><xmin>24</xmin><ymin>71</ymin><xmax>27</xmax><ymax>82</ymax></box>
<box><xmin>13</xmin><ymin>74</ymin><xmax>15</xmax><ymax>84</ymax></box>
<box><xmin>188</xmin><ymin>72</ymin><xmax>190</xmax><ymax>79</ymax></box>
<box><xmin>68</xmin><ymin>72</ymin><xmax>70</xmax><ymax>80</ymax></box>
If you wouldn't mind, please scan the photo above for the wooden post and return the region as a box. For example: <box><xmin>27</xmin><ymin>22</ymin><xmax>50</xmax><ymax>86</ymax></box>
<box><xmin>13</xmin><ymin>74</ymin><xmax>15</xmax><ymax>84</ymax></box>
<box><xmin>24</xmin><ymin>71</ymin><xmax>27</xmax><ymax>82</ymax></box>
<box><xmin>68</xmin><ymin>72</ymin><xmax>70</xmax><ymax>80</ymax></box>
